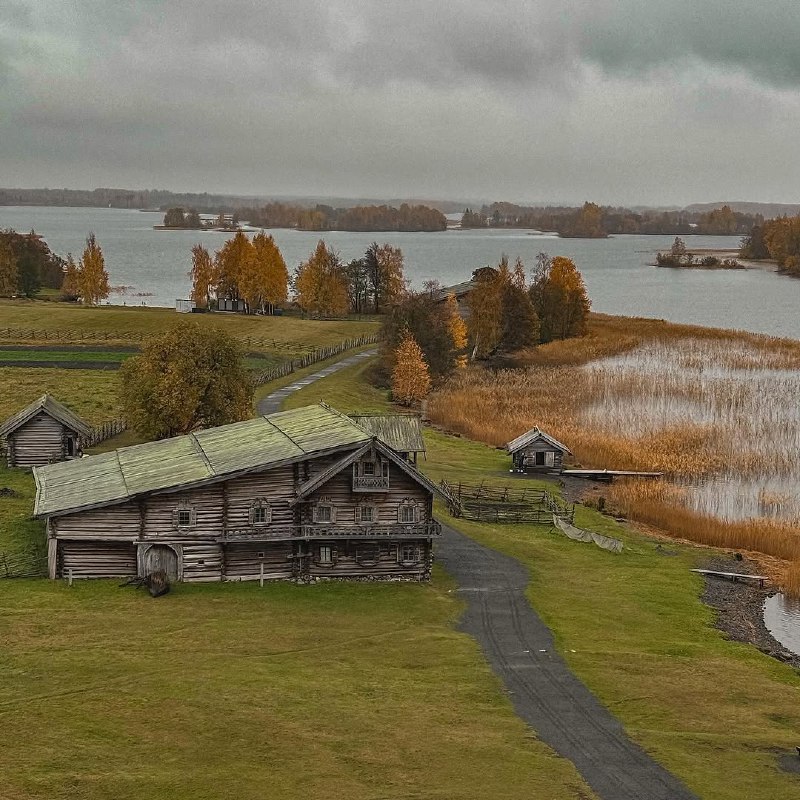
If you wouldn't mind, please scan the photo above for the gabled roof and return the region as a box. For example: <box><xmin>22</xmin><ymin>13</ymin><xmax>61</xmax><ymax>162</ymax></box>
<box><xmin>349</xmin><ymin>413</ymin><xmax>425</xmax><ymax>453</ymax></box>
<box><xmin>0</xmin><ymin>395</ymin><xmax>92</xmax><ymax>439</ymax></box>
<box><xmin>290</xmin><ymin>437</ymin><xmax>443</xmax><ymax>506</ymax></box>
<box><xmin>506</xmin><ymin>427</ymin><xmax>572</xmax><ymax>455</ymax></box>
<box><xmin>34</xmin><ymin>404</ymin><xmax>373</xmax><ymax>518</ymax></box>
<box><xmin>434</xmin><ymin>280</ymin><xmax>474</xmax><ymax>302</ymax></box>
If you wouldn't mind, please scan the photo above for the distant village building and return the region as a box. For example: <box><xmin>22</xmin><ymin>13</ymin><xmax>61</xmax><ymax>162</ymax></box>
<box><xmin>175</xmin><ymin>299</ymin><xmax>196</xmax><ymax>313</ymax></box>
<box><xmin>434</xmin><ymin>279</ymin><xmax>474</xmax><ymax>319</ymax></box>
<box><xmin>0</xmin><ymin>395</ymin><xmax>91</xmax><ymax>469</ymax></box>
<box><xmin>34</xmin><ymin>404</ymin><xmax>442</xmax><ymax>583</ymax></box>
<box><xmin>217</xmin><ymin>298</ymin><xmax>247</xmax><ymax>313</ymax></box>
<box><xmin>506</xmin><ymin>427</ymin><xmax>572</xmax><ymax>473</ymax></box>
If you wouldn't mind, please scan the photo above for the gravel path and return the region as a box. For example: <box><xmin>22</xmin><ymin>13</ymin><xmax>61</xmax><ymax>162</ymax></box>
<box><xmin>256</xmin><ymin>349</ymin><xmax>378</xmax><ymax>415</ymax></box>
<box><xmin>437</xmin><ymin>523</ymin><xmax>698</xmax><ymax>800</ymax></box>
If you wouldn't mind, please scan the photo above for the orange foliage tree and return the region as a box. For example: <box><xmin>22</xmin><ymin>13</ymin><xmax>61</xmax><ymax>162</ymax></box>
<box><xmin>215</xmin><ymin>230</ymin><xmax>253</xmax><ymax>304</ymax></box>
<box><xmin>188</xmin><ymin>244</ymin><xmax>216</xmax><ymax>308</ymax></box>
<box><xmin>529</xmin><ymin>254</ymin><xmax>590</xmax><ymax>342</ymax></box>
<box><xmin>77</xmin><ymin>233</ymin><xmax>110</xmax><ymax>305</ymax></box>
<box><xmin>245</xmin><ymin>232</ymin><xmax>288</xmax><ymax>314</ymax></box>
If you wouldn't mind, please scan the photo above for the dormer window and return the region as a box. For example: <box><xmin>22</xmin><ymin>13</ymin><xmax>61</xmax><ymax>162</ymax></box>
<box><xmin>353</xmin><ymin>458</ymin><xmax>389</xmax><ymax>491</ymax></box>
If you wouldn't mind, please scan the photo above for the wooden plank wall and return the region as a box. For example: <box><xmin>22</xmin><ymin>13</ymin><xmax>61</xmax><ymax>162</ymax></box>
<box><xmin>306</xmin><ymin>540</ymin><xmax>431</xmax><ymax>579</ymax></box>
<box><xmin>225</xmin><ymin>467</ymin><xmax>296</xmax><ymax>528</ymax></box>
<box><xmin>224</xmin><ymin>542</ymin><xmax>294</xmax><ymax>580</ymax></box>
<box><xmin>182</xmin><ymin>542</ymin><xmax>223</xmax><ymax>582</ymax></box>
<box><xmin>60</xmin><ymin>541</ymin><xmax>137</xmax><ymax>578</ymax></box>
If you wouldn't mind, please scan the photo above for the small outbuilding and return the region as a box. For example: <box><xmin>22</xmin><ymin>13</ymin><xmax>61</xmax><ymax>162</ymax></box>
<box><xmin>506</xmin><ymin>427</ymin><xmax>571</xmax><ymax>474</ymax></box>
<box><xmin>0</xmin><ymin>395</ymin><xmax>91</xmax><ymax>469</ymax></box>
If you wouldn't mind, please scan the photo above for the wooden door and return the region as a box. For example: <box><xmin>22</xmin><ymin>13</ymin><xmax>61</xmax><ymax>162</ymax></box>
<box><xmin>143</xmin><ymin>545</ymin><xmax>179</xmax><ymax>580</ymax></box>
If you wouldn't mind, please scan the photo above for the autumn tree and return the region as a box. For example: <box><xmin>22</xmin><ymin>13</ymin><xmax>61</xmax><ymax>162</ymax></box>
<box><xmin>0</xmin><ymin>237</ymin><xmax>16</xmax><ymax>297</ymax></box>
<box><xmin>188</xmin><ymin>244</ymin><xmax>216</xmax><ymax>308</ymax></box>
<box><xmin>243</xmin><ymin>231</ymin><xmax>288</xmax><ymax>314</ymax></box>
<box><xmin>391</xmin><ymin>330</ymin><xmax>431</xmax><ymax>406</ymax></box>
<box><xmin>344</xmin><ymin>258</ymin><xmax>369</xmax><ymax>313</ymax></box>
<box><xmin>442</xmin><ymin>292</ymin><xmax>468</xmax><ymax>368</ymax></box>
<box><xmin>363</xmin><ymin>242</ymin><xmax>405</xmax><ymax>313</ymax></box>
<box><xmin>529</xmin><ymin>253</ymin><xmax>591</xmax><ymax>342</ymax></box>
<box><xmin>466</xmin><ymin>264</ymin><xmax>504</xmax><ymax>357</ymax></box>
<box><xmin>215</xmin><ymin>230</ymin><xmax>253</xmax><ymax>303</ymax></box>
<box><xmin>120</xmin><ymin>322</ymin><xmax>252</xmax><ymax>440</ymax></box>
<box><xmin>60</xmin><ymin>254</ymin><xmax>80</xmax><ymax>301</ymax></box>
<box><xmin>294</xmin><ymin>240</ymin><xmax>349</xmax><ymax>316</ymax></box>
<box><xmin>77</xmin><ymin>233</ymin><xmax>110</xmax><ymax>305</ymax></box>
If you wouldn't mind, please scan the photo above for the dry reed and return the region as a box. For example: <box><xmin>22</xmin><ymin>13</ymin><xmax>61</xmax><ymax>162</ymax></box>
<box><xmin>782</xmin><ymin>560</ymin><xmax>800</xmax><ymax>599</ymax></box>
<box><xmin>427</xmin><ymin>314</ymin><xmax>800</xmax><ymax>562</ymax></box>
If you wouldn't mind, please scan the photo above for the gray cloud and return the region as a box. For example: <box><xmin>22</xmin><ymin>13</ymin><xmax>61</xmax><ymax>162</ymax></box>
<box><xmin>1</xmin><ymin>1</ymin><xmax>799</xmax><ymax>204</ymax></box>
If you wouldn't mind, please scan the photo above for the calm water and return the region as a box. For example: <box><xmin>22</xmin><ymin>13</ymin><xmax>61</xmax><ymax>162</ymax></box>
<box><xmin>1</xmin><ymin>206</ymin><xmax>799</xmax><ymax>339</ymax></box>
<box><xmin>763</xmin><ymin>593</ymin><xmax>800</xmax><ymax>657</ymax></box>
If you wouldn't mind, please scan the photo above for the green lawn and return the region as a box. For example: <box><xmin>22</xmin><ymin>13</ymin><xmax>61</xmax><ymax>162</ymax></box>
<box><xmin>279</xmin><ymin>355</ymin><xmax>800</xmax><ymax>800</ymax></box>
<box><xmin>0</xmin><ymin>349</ymin><xmax>134</xmax><ymax>364</ymax></box>
<box><xmin>0</xmin><ymin>299</ymin><xmax>379</xmax><ymax>355</ymax></box>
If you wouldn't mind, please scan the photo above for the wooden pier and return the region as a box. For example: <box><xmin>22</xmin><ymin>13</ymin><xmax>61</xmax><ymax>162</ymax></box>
<box><xmin>561</xmin><ymin>469</ymin><xmax>663</xmax><ymax>482</ymax></box>
<box><xmin>690</xmin><ymin>569</ymin><xmax>770</xmax><ymax>588</ymax></box>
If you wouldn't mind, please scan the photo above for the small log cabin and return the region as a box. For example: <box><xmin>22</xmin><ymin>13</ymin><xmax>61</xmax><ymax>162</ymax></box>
<box><xmin>33</xmin><ymin>403</ymin><xmax>442</xmax><ymax>583</ymax></box>
<box><xmin>507</xmin><ymin>427</ymin><xmax>572</xmax><ymax>474</ymax></box>
<box><xmin>0</xmin><ymin>395</ymin><xmax>91</xmax><ymax>469</ymax></box>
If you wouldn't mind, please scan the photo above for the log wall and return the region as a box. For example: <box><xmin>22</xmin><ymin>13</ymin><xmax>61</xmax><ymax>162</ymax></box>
<box><xmin>306</xmin><ymin>539</ymin><xmax>431</xmax><ymax>579</ymax></box>
<box><xmin>224</xmin><ymin>542</ymin><xmax>294</xmax><ymax>580</ymax></box>
<box><xmin>7</xmin><ymin>414</ymin><xmax>68</xmax><ymax>468</ymax></box>
<box><xmin>60</xmin><ymin>541</ymin><xmax>137</xmax><ymax>579</ymax></box>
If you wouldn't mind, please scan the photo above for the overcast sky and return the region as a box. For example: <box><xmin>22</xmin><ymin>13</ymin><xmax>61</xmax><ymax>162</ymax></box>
<box><xmin>2</xmin><ymin>0</ymin><xmax>799</xmax><ymax>205</ymax></box>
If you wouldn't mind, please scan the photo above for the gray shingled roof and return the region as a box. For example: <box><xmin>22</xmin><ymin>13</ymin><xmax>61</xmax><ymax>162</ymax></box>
<box><xmin>349</xmin><ymin>414</ymin><xmax>425</xmax><ymax>453</ymax></box>
<box><xmin>0</xmin><ymin>395</ymin><xmax>92</xmax><ymax>439</ymax></box>
<box><xmin>506</xmin><ymin>427</ymin><xmax>572</xmax><ymax>455</ymax></box>
<box><xmin>34</xmin><ymin>404</ymin><xmax>372</xmax><ymax>518</ymax></box>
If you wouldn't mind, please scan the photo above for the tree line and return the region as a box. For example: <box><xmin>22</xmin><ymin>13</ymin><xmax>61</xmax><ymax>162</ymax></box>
<box><xmin>243</xmin><ymin>202</ymin><xmax>446</xmax><ymax>232</ymax></box>
<box><xmin>189</xmin><ymin>233</ymin><xmax>407</xmax><ymax>316</ymax></box>
<box><xmin>740</xmin><ymin>214</ymin><xmax>800</xmax><ymax>276</ymax></box>
<box><xmin>386</xmin><ymin>254</ymin><xmax>591</xmax><ymax>405</ymax></box>
<box><xmin>461</xmin><ymin>202</ymin><xmax>762</xmax><ymax>238</ymax></box>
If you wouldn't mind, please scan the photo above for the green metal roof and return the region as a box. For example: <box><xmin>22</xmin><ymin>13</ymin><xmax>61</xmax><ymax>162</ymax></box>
<box><xmin>34</xmin><ymin>404</ymin><xmax>371</xmax><ymax>518</ymax></box>
<box><xmin>349</xmin><ymin>414</ymin><xmax>425</xmax><ymax>453</ymax></box>
<box><xmin>0</xmin><ymin>394</ymin><xmax>92</xmax><ymax>439</ymax></box>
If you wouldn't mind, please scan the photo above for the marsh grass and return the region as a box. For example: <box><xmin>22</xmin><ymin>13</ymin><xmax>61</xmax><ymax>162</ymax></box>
<box><xmin>427</xmin><ymin>315</ymin><xmax>800</xmax><ymax>562</ymax></box>
<box><xmin>783</xmin><ymin>560</ymin><xmax>800</xmax><ymax>599</ymax></box>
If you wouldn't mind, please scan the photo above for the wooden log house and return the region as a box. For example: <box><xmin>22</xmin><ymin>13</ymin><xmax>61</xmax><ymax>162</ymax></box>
<box><xmin>0</xmin><ymin>395</ymin><xmax>91</xmax><ymax>469</ymax></box>
<box><xmin>506</xmin><ymin>427</ymin><xmax>572</xmax><ymax>474</ymax></box>
<box><xmin>33</xmin><ymin>404</ymin><xmax>442</xmax><ymax>583</ymax></box>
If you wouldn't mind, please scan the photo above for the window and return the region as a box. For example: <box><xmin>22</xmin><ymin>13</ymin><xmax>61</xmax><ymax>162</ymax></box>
<box><xmin>399</xmin><ymin>544</ymin><xmax>421</xmax><ymax>564</ymax></box>
<box><xmin>249</xmin><ymin>500</ymin><xmax>271</xmax><ymax>526</ymax></box>
<box><xmin>315</xmin><ymin>504</ymin><xmax>333</xmax><ymax>523</ymax></box>
<box><xmin>398</xmin><ymin>503</ymin><xmax>417</xmax><ymax>524</ymax></box>
<box><xmin>359</xmin><ymin>505</ymin><xmax>375</xmax><ymax>524</ymax></box>
<box><xmin>318</xmin><ymin>545</ymin><xmax>333</xmax><ymax>564</ymax></box>
<box><xmin>362</xmin><ymin>461</ymin><xmax>375</xmax><ymax>476</ymax></box>
<box><xmin>177</xmin><ymin>509</ymin><xmax>192</xmax><ymax>527</ymax></box>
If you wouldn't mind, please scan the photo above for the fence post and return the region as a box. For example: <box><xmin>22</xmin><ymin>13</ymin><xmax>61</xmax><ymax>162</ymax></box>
<box><xmin>68</xmin><ymin>568</ymin><xmax>73</xmax><ymax>587</ymax></box>
<box><xmin>259</xmin><ymin>562</ymin><xmax>264</xmax><ymax>588</ymax></box>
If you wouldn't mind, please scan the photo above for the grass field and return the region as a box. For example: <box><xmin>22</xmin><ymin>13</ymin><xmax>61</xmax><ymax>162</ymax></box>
<box><xmin>0</xmin><ymin>299</ymin><xmax>380</xmax><ymax>355</ymax></box>
<box><xmin>282</xmin><ymin>356</ymin><xmax>800</xmax><ymax>800</ymax></box>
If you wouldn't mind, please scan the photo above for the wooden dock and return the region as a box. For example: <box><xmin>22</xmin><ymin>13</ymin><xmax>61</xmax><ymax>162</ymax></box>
<box><xmin>690</xmin><ymin>569</ymin><xmax>770</xmax><ymax>588</ymax></box>
<box><xmin>561</xmin><ymin>469</ymin><xmax>663</xmax><ymax>482</ymax></box>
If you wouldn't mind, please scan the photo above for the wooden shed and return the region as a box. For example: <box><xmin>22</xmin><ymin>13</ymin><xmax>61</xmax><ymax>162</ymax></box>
<box><xmin>506</xmin><ymin>427</ymin><xmax>572</xmax><ymax>474</ymax></box>
<box><xmin>0</xmin><ymin>395</ymin><xmax>91</xmax><ymax>469</ymax></box>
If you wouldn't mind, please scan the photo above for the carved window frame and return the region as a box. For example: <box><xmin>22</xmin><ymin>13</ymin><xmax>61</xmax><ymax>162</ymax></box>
<box><xmin>398</xmin><ymin>543</ymin><xmax>422</xmax><ymax>565</ymax></box>
<box><xmin>358</xmin><ymin>503</ymin><xmax>377</xmax><ymax>525</ymax></box>
<box><xmin>313</xmin><ymin>497</ymin><xmax>336</xmax><ymax>524</ymax></box>
<box><xmin>397</xmin><ymin>500</ymin><xmax>418</xmax><ymax>525</ymax></box>
<box><xmin>172</xmin><ymin>501</ymin><xmax>197</xmax><ymax>530</ymax></box>
<box><xmin>249</xmin><ymin>499</ymin><xmax>272</xmax><ymax>527</ymax></box>
<box><xmin>316</xmin><ymin>544</ymin><xmax>336</xmax><ymax>565</ymax></box>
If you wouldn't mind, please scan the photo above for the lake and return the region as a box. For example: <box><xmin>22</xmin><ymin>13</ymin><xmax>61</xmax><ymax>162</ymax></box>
<box><xmin>1</xmin><ymin>206</ymin><xmax>799</xmax><ymax>340</ymax></box>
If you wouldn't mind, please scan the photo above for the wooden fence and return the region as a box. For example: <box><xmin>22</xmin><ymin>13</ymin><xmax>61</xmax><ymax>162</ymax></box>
<box><xmin>84</xmin><ymin>418</ymin><xmax>127</xmax><ymax>448</ymax></box>
<box><xmin>252</xmin><ymin>334</ymin><xmax>379</xmax><ymax>387</ymax></box>
<box><xmin>440</xmin><ymin>479</ymin><xmax>575</xmax><ymax>524</ymax></box>
<box><xmin>0</xmin><ymin>544</ymin><xmax>47</xmax><ymax>579</ymax></box>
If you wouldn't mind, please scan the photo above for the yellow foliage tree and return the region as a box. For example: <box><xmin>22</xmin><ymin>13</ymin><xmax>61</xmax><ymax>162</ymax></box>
<box><xmin>243</xmin><ymin>231</ymin><xmax>289</xmax><ymax>314</ymax></box>
<box><xmin>77</xmin><ymin>233</ymin><xmax>110</xmax><ymax>305</ymax></box>
<box><xmin>391</xmin><ymin>330</ymin><xmax>432</xmax><ymax>406</ymax></box>
<box><xmin>294</xmin><ymin>240</ymin><xmax>349</xmax><ymax>315</ymax></box>
<box><xmin>530</xmin><ymin>255</ymin><xmax>591</xmax><ymax>342</ymax></box>
<box><xmin>466</xmin><ymin>265</ymin><xmax>504</xmax><ymax>357</ymax></box>
<box><xmin>215</xmin><ymin>230</ymin><xmax>253</xmax><ymax>304</ymax></box>
<box><xmin>188</xmin><ymin>244</ymin><xmax>215</xmax><ymax>308</ymax></box>
<box><xmin>443</xmin><ymin>292</ymin><xmax>468</xmax><ymax>368</ymax></box>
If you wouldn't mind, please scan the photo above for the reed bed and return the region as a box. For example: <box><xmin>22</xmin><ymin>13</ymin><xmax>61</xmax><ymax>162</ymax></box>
<box><xmin>782</xmin><ymin>560</ymin><xmax>800</xmax><ymax>600</ymax></box>
<box><xmin>427</xmin><ymin>316</ymin><xmax>800</xmax><ymax>561</ymax></box>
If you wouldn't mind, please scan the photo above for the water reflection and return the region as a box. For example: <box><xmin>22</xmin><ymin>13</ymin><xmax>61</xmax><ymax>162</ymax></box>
<box><xmin>764</xmin><ymin>593</ymin><xmax>800</xmax><ymax>657</ymax></box>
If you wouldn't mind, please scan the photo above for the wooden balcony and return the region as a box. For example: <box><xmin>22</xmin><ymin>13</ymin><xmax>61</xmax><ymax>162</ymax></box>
<box><xmin>221</xmin><ymin>521</ymin><xmax>441</xmax><ymax>542</ymax></box>
<box><xmin>352</xmin><ymin>475</ymin><xmax>390</xmax><ymax>491</ymax></box>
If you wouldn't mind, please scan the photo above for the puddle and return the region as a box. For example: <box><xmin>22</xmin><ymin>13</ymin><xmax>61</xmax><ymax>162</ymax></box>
<box><xmin>764</xmin><ymin>592</ymin><xmax>800</xmax><ymax>657</ymax></box>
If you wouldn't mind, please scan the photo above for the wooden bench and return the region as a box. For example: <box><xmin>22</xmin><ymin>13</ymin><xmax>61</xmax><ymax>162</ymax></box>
<box><xmin>690</xmin><ymin>569</ymin><xmax>769</xmax><ymax>588</ymax></box>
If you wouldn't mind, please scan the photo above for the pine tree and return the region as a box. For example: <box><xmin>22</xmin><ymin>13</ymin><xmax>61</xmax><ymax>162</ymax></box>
<box><xmin>77</xmin><ymin>233</ymin><xmax>110</xmax><ymax>305</ymax></box>
<box><xmin>188</xmin><ymin>244</ymin><xmax>215</xmax><ymax>308</ymax></box>
<box><xmin>391</xmin><ymin>330</ymin><xmax>432</xmax><ymax>406</ymax></box>
<box><xmin>60</xmin><ymin>254</ymin><xmax>80</xmax><ymax>301</ymax></box>
<box><xmin>0</xmin><ymin>237</ymin><xmax>17</xmax><ymax>297</ymax></box>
